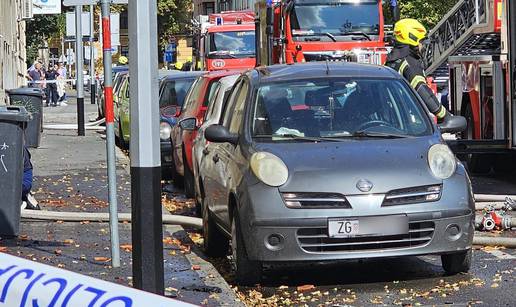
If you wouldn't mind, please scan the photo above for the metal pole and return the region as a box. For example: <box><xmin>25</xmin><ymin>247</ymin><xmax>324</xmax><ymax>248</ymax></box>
<box><xmin>90</xmin><ymin>4</ymin><xmax>96</xmax><ymax>105</ymax></box>
<box><xmin>75</xmin><ymin>5</ymin><xmax>85</xmax><ymax>136</ymax></box>
<box><xmin>129</xmin><ymin>0</ymin><xmax>164</xmax><ymax>294</ymax></box>
<box><xmin>100</xmin><ymin>0</ymin><xmax>121</xmax><ymax>269</ymax></box>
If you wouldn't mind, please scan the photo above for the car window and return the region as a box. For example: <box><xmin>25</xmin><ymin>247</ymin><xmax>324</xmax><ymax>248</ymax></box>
<box><xmin>252</xmin><ymin>78</ymin><xmax>432</xmax><ymax>139</ymax></box>
<box><xmin>203</xmin><ymin>79</ymin><xmax>220</xmax><ymax>107</ymax></box>
<box><xmin>182</xmin><ymin>77</ymin><xmax>203</xmax><ymax>112</ymax></box>
<box><xmin>159</xmin><ymin>78</ymin><xmax>196</xmax><ymax>107</ymax></box>
<box><xmin>229</xmin><ymin>81</ymin><xmax>249</xmax><ymax>134</ymax></box>
<box><xmin>221</xmin><ymin>80</ymin><xmax>243</xmax><ymax>127</ymax></box>
<box><xmin>124</xmin><ymin>77</ymin><xmax>130</xmax><ymax>98</ymax></box>
<box><xmin>204</xmin><ymin>82</ymin><xmax>222</xmax><ymax>121</ymax></box>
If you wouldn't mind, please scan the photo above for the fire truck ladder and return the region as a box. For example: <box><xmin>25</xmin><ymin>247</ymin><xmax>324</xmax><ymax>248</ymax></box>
<box><xmin>424</xmin><ymin>0</ymin><xmax>500</xmax><ymax>78</ymax></box>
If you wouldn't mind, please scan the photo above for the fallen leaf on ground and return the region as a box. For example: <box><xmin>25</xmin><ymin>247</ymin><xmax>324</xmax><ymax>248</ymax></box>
<box><xmin>120</xmin><ymin>244</ymin><xmax>132</xmax><ymax>252</ymax></box>
<box><xmin>54</xmin><ymin>249</ymin><xmax>62</xmax><ymax>255</ymax></box>
<box><xmin>0</xmin><ymin>247</ymin><xmax>8</xmax><ymax>252</ymax></box>
<box><xmin>191</xmin><ymin>265</ymin><xmax>201</xmax><ymax>270</ymax></box>
<box><xmin>94</xmin><ymin>257</ymin><xmax>111</xmax><ymax>262</ymax></box>
<box><xmin>297</xmin><ymin>285</ymin><xmax>315</xmax><ymax>292</ymax></box>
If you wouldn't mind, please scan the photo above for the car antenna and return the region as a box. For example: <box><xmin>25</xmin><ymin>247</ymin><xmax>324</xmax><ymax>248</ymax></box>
<box><xmin>325</xmin><ymin>59</ymin><xmax>330</xmax><ymax>75</ymax></box>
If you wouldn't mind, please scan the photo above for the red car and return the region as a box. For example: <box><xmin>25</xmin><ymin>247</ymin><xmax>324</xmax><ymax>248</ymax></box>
<box><xmin>171</xmin><ymin>70</ymin><xmax>243</xmax><ymax>199</ymax></box>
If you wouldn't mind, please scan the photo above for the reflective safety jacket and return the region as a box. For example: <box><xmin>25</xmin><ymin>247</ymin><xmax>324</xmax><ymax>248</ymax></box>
<box><xmin>385</xmin><ymin>45</ymin><xmax>447</xmax><ymax>120</ymax></box>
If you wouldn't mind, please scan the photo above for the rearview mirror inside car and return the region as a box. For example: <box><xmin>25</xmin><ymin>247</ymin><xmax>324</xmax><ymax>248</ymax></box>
<box><xmin>179</xmin><ymin>117</ymin><xmax>197</xmax><ymax>131</ymax></box>
<box><xmin>205</xmin><ymin>124</ymin><xmax>238</xmax><ymax>145</ymax></box>
<box><xmin>438</xmin><ymin>116</ymin><xmax>467</xmax><ymax>134</ymax></box>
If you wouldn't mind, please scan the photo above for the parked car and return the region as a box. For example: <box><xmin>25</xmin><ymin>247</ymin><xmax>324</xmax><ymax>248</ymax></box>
<box><xmin>187</xmin><ymin>74</ymin><xmax>240</xmax><ymax>215</ymax></box>
<box><xmin>114</xmin><ymin>70</ymin><xmax>180</xmax><ymax>148</ymax></box>
<box><xmin>97</xmin><ymin>65</ymin><xmax>128</xmax><ymax>119</ymax></box>
<box><xmin>159</xmin><ymin>71</ymin><xmax>204</xmax><ymax>178</ymax></box>
<box><xmin>172</xmin><ymin>70</ymin><xmax>243</xmax><ymax>198</ymax></box>
<box><xmin>199</xmin><ymin>62</ymin><xmax>471</xmax><ymax>285</ymax></box>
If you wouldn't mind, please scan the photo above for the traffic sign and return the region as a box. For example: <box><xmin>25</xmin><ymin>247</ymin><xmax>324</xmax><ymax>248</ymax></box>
<box><xmin>63</xmin><ymin>0</ymin><xmax>97</xmax><ymax>6</ymax></box>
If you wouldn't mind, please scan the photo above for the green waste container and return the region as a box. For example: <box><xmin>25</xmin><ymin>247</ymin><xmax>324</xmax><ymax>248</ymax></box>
<box><xmin>7</xmin><ymin>87</ymin><xmax>43</xmax><ymax>148</ymax></box>
<box><xmin>0</xmin><ymin>106</ymin><xmax>30</xmax><ymax>236</ymax></box>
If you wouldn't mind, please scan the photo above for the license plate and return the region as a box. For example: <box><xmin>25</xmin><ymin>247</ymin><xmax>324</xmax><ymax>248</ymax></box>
<box><xmin>328</xmin><ymin>219</ymin><xmax>359</xmax><ymax>238</ymax></box>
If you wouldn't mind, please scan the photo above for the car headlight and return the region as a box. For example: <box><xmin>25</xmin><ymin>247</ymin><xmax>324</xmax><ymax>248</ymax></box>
<box><xmin>160</xmin><ymin>122</ymin><xmax>172</xmax><ymax>140</ymax></box>
<box><xmin>428</xmin><ymin>144</ymin><xmax>456</xmax><ymax>179</ymax></box>
<box><xmin>250</xmin><ymin>152</ymin><xmax>289</xmax><ymax>187</ymax></box>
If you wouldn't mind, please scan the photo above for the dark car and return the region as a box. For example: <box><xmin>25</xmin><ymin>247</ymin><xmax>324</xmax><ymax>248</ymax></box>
<box><xmin>199</xmin><ymin>62</ymin><xmax>470</xmax><ymax>285</ymax></box>
<box><xmin>159</xmin><ymin>71</ymin><xmax>204</xmax><ymax>178</ymax></box>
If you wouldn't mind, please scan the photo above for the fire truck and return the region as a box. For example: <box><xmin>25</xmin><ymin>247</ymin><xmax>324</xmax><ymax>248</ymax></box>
<box><xmin>233</xmin><ymin>0</ymin><xmax>399</xmax><ymax>65</ymax></box>
<box><xmin>192</xmin><ymin>10</ymin><xmax>256</xmax><ymax>71</ymax></box>
<box><xmin>424</xmin><ymin>0</ymin><xmax>516</xmax><ymax>174</ymax></box>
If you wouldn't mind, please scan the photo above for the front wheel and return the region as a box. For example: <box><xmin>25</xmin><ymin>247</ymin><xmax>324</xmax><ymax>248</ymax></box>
<box><xmin>202</xmin><ymin>201</ymin><xmax>229</xmax><ymax>257</ymax></box>
<box><xmin>441</xmin><ymin>249</ymin><xmax>472</xmax><ymax>275</ymax></box>
<box><xmin>183</xmin><ymin>150</ymin><xmax>195</xmax><ymax>198</ymax></box>
<box><xmin>232</xmin><ymin>213</ymin><xmax>262</xmax><ymax>285</ymax></box>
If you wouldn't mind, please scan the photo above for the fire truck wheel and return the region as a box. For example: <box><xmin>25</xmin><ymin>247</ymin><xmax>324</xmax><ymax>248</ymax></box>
<box><xmin>462</xmin><ymin>104</ymin><xmax>492</xmax><ymax>174</ymax></box>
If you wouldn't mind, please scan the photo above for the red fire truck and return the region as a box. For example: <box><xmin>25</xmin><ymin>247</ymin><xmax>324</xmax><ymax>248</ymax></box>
<box><xmin>192</xmin><ymin>10</ymin><xmax>256</xmax><ymax>71</ymax></box>
<box><xmin>425</xmin><ymin>0</ymin><xmax>516</xmax><ymax>174</ymax></box>
<box><xmin>234</xmin><ymin>0</ymin><xmax>399</xmax><ymax>65</ymax></box>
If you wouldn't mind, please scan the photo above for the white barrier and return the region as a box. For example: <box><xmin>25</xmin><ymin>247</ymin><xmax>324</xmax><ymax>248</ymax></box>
<box><xmin>0</xmin><ymin>253</ymin><xmax>195</xmax><ymax>307</ymax></box>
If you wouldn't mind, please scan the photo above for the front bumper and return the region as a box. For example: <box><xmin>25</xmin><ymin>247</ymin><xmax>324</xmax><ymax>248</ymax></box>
<box><xmin>237</xmin><ymin>172</ymin><xmax>475</xmax><ymax>263</ymax></box>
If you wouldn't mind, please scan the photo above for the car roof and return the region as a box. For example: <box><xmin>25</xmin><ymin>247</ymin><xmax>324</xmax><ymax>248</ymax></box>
<box><xmin>163</xmin><ymin>70</ymin><xmax>204</xmax><ymax>81</ymax></box>
<box><xmin>202</xmin><ymin>69</ymin><xmax>245</xmax><ymax>80</ymax></box>
<box><xmin>252</xmin><ymin>62</ymin><xmax>401</xmax><ymax>83</ymax></box>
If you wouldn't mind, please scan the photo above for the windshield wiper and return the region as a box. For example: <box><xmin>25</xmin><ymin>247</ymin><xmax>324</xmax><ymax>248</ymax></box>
<box><xmin>352</xmin><ymin>130</ymin><xmax>409</xmax><ymax>139</ymax></box>
<box><xmin>338</xmin><ymin>31</ymin><xmax>372</xmax><ymax>41</ymax></box>
<box><xmin>208</xmin><ymin>51</ymin><xmax>237</xmax><ymax>58</ymax></box>
<box><xmin>293</xmin><ymin>32</ymin><xmax>337</xmax><ymax>42</ymax></box>
<box><xmin>255</xmin><ymin>134</ymin><xmax>343</xmax><ymax>142</ymax></box>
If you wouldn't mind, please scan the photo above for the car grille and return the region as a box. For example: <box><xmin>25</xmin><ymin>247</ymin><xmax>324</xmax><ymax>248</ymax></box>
<box><xmin>297</xmin><ymin>221</ymin><xmax>435</xmax><ymax>253</ymax></box>
<box><xmin>382</xmin><ymin>185</ymin><xmax>442</xmax><ymax>207</ymax></box>
<box><xmin>282</xmin><ymin>192</ymin><xmax>351</xmax><ymax>209</ymax></box>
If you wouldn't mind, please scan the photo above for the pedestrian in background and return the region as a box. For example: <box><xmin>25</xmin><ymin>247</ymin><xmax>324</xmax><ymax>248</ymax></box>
<box><xmin>28</xmin><ymin>62</ymin><xmax>42</xmax><ymax>88</ymax></box>
<box><xmin>56</xmin><ymin>63</ymin><xmax>68</xmax><ymax>106</ymax></box>
<box><xmin>45</xmin><ymin>65</ymin><xmax>59</xmax><ymax>106</ymax></box>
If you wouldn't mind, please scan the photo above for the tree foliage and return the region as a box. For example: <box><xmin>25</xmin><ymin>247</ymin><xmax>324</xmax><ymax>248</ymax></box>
<box><xmin>157</xmin><ymin>0</ymin><xmax>192</xmax><ymax>48</ymax></box>
<box><xmin>25</xmin><ymin>15</ymin><xmax>61</xmax><ymax>65</ymax></box>
<box><xmin>399</xmin><ymin>0</ymin><xmax>459</xmax><ymax>29</ymax></box>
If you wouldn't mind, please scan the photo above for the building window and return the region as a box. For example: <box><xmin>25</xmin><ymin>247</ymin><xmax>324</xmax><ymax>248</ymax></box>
<box><xmin>203</xmin><ymin>2</ymin><xmax>215</xmax><ymax>15</ymax></box>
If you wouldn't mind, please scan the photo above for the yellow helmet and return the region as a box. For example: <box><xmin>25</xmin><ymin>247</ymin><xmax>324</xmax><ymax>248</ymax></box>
<box><xmin>393</xmin><ymin>19</ymin><xmax>427</xmax><ymax>47</ymax></box>
<box><xmin>118</xmin><ymin>56</ymin><xmax>128</xmax><ymax>65</ymax></box>
<box><xmin>175</xmin><ymin>61</ymin><xmax>183</xmax><ymax>70</ymax></box>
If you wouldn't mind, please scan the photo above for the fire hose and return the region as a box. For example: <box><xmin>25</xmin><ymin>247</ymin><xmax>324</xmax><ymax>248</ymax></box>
<box><xmin>43</xmin><ymin>118</ymin><xmax>106</xmax><ymax>131</ymax></box>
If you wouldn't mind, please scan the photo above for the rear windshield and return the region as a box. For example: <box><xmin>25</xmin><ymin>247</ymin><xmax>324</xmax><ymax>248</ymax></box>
<box><xmin>159</xmin><ymin>78</ymin><xmax>196</xmax><ymax>107</ymax></box>
<box><xmin>252</xmin><ymin>78</ymin><xmax>432</xmax><ymax>140</ymax></box>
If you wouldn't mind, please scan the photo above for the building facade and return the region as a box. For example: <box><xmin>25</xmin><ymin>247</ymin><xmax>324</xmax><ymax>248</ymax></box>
<box><xmin>0</xmin><ymin>0</ymin><xmax>27</xmax><ymax>104</ymax></box>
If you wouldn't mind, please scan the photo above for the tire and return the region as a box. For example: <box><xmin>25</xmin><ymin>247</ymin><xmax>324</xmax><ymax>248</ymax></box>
<box><xmin>171</xmin><ymin>147</ymin><xmax>184</xmax><ymax>188</ymax></box>
<box><xmin>232</xmin><ymin>212</ymin><xmax>262</xmax><ymax>285</ymax></box>
<box><xmin>441</xmin><ymin>249</ymin><xmax>472</xmax><ymax>275</ymax></box>
<box><xmin>462</xmin><ymin>104</ymin><xmax>492</xmax><ymax>174</ymax></box>
<box><xmin>183</xmin><ymin>150</ymin><xmax>195</xmax><ymax>198</ymax></box>
<box><xmin>118</xmin><ymin>121</ymin><xmax>128</xmax><ymax>150</ymax></box>
<box><xmin>202</xmin><ymin>201</ymin><xmax>229</xmax><ymax>257</ymax></box>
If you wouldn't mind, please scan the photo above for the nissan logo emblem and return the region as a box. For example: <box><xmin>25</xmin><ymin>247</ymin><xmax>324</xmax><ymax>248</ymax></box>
<box><xmin>356</xmin><ymin>179</ymin><xmax>373</xmax><ymax>192</ymax></box>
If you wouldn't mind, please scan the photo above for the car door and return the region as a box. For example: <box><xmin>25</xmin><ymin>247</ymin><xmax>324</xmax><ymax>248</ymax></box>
<box><xmin>210</xmin><ymin>79</ymin><xmax>249</xmax><ymax>226</ymax></box>
<box><xmin>204</xmin><ymin>80</ymin><xmax>243</xmax><ymax>222</ymax></box>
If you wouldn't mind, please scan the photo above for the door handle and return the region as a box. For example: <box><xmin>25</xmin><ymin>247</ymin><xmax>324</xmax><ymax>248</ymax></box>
<box><xmin>203</xmin><ymin>148</ymin><xmax>210</xmax><ymax>155</ymax></box>
<box><xmin>212</xmin><ymin>154</ymin><xmax>219</xmax><ymax>163</ymax></box>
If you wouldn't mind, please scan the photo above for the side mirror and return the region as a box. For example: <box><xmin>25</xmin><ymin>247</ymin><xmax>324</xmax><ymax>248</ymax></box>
<box><xmin>439</xmin><ymin>116</ymin><xmax>467</xmax><ymax>134</ymax></box>
<box><xmin>179</xmin><ymin>117</ymin><xmax>197</xmax><ymax>131</ymax></box>
<box><xmin>205</xmin><ymin>124</ymin><xmax>238</xmax><ymax>145</ymax></box>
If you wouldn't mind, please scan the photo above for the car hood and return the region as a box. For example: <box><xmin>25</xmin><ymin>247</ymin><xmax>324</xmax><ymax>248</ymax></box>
<box><xmin>253</xmin><ymin>137</ymin><xmax>443</xmax><ymax>195</ymax></box>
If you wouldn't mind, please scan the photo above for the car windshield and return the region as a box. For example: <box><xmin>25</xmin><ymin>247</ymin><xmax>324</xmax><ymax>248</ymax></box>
<box><xmin>252</xmin><ymin>78</ymin><xmax>432</xmax><ymax>141</ymax></box>
<box><xmin>290</xmin><ymin>2</ymin><xmax>380</xmax><ymax>41</ymax></box>
<box><xmin>159</xmin><ymin>78</ymin><xmax>196</xmax><ymax>107</ymax></box>
<box><xmin>208</xmin><ymin>31</ymin><xmax>255</xmax><ymax>58</ymax></box>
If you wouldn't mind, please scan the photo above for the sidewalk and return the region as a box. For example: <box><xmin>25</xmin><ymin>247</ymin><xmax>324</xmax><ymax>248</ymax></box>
<box><xmin>0</xmin><ymin>95</ymin><xmax>239</xmax><ymax>306</ymax></box>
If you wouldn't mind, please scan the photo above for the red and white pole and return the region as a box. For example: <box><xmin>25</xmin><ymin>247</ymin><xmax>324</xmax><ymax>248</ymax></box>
<box><xmin>100</xmin><ymin>0</ymin><xmax>120</xmax><ymax>268</ymax></box>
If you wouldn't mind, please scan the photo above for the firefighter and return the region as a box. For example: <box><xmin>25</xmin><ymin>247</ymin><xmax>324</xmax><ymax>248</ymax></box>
<box><xmin>385</xmin><ymin>18</ymin><xmax>451</xmax><ymax>123</ymax></box>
